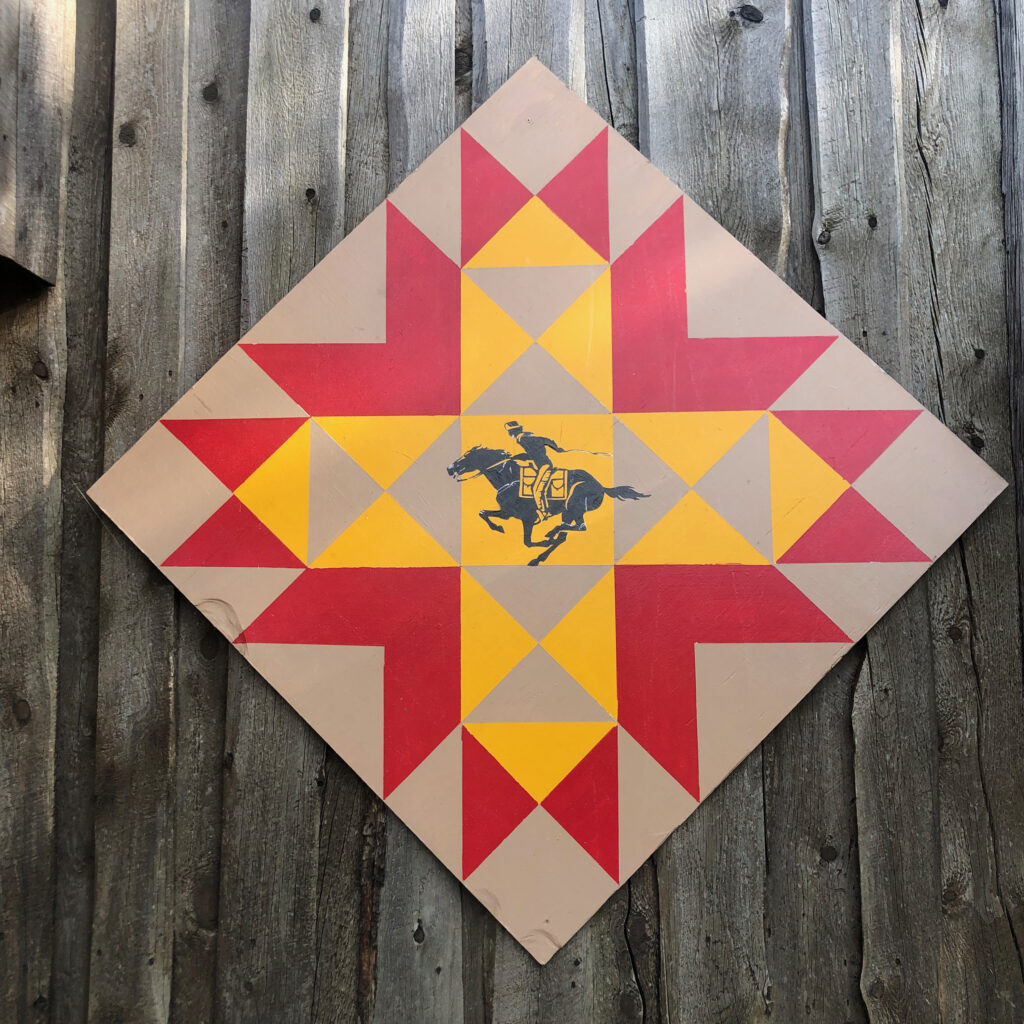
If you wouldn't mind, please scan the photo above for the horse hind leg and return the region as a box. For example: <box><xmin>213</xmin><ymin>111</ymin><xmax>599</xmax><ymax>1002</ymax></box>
<box><xmin>545</xmin><ymin>511</ymin><xmax>573</xmax><ymax>539</ymax></box>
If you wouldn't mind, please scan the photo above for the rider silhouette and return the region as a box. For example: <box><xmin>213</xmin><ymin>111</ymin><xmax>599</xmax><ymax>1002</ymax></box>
<box><xmin>505</xmin><ymin>421</ymin><xmax>565</xmax><ymax>517</ymax></box>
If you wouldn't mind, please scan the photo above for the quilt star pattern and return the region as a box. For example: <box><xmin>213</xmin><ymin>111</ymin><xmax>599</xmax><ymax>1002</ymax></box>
<box><xmin>89</xmin><ymin>59</ymin><xmax>1006</xmax><ymax>963</ymax></box>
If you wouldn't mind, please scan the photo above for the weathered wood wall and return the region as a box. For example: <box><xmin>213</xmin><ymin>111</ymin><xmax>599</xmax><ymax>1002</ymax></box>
<box><xmin>2</xmin><ymin>1</ymin><xmax>1022</xmax><ymax>1021</ymax></box>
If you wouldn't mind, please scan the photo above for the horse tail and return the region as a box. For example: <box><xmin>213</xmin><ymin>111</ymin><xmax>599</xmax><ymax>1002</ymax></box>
<box><xmin>603</xmin><ymin>484</ymin><xmax>650</xmax><ymax>501</ymax></box>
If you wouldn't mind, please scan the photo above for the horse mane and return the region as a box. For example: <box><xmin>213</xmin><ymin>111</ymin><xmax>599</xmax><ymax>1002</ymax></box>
<box><xmin>467</xmin><ymin>445</ymin><xmax>512</xmax><ymax>462</ymax></box>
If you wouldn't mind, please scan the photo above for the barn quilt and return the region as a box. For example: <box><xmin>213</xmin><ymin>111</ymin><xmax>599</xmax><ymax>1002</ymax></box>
<box><xmin>89</xmin><ymin>59</ymin><xmax>1006</xmax><ymax>963</ymax></box>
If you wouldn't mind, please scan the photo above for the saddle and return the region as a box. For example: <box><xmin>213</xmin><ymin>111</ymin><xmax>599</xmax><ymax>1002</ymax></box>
<box><xmin>519</xmin><ymin>464</ymin><xmax>568</xmax><ymax>517</ymax></box>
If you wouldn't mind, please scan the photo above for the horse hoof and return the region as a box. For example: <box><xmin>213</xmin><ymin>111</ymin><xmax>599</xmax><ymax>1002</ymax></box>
<box><xmin>527</xmin><ymin>556</ymin><xmax>542</xmax><ymax>566</ymax></box>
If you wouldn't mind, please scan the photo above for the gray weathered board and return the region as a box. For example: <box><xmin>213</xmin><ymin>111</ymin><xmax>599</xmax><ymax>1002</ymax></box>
<box><xmin>1</xmin><ymin>1</ymin><xmax>1022</xmax><ymax>1021</ymax></box>
<box><xmin>0</xmin><ymin>0</ymin><xmax>68</xmax><ymax>283</ymax></box>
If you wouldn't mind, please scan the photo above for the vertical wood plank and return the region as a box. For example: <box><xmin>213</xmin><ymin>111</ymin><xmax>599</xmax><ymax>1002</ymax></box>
<box><xmin>584</xmin><ymin>0</ymin><xmax>638</xmax><ymax>147</ymax></box>
<box><xmin>472</xmin><ymin>0</ymin><xmax>585</xmax><ymax>100</ymax></box>
<box><xmin>760</xmin><ymin>1</ymin><xmax>867</xmax><ymax>1020</ymax></box>
<box><xmin>169</xmin><ymin>1</ymin><xmax>250</xmax><ymax>1020</ymax></box>
<box><xmin>994</xmin><ymin>0</ymin><xmax>1024</xmax><ymax>980</ymax></box>
<box><xmin>216</xmin><ymin>1</ymin><xmax>350</xmax><ymax>1019</ymax></box>
<box><xmin>0</xmin><ymin>0</ymin><xmax>69</xmax><ymax>281</ymax></box>
<box><xmin>88</xmin><ymin>0</ymin><xmax>188</xmax><ymax>1019</ymax></box>
<box><xmin>762</xmin><ymin>654</ymin><xmax>869</xmax><ymax>1023</ymax></box>
<box><xmin>368</xmin><ymin>3</ymin><xmax>465</xmax><ymax>1020</ymax></box>
<box><xmin>0</xmin><ymin>0</ymin><xmax>16</xmax><ymax>260</ymax></box>
<box><xmin>0</xmin><ymin>7</ymin><xmax>72</xmax><ymax>1018</ymax></box>
<box><xmin>0</xmin><ymin>269</ymin><xmax>63</xmax><ymax>1024</ymax></box>
<box><xmin>52</xmin><ymin>0</ymin><xmax>116</xmax><ymax>1020</ymax></box>
<box><xmin>636</xmin><ymin>4</ymin><xmax>771</xmax><ymax>1018</ymax></box>
<box><xmin>806</xmin><ymin>0</ymin><xmax>1024</xmax><ymax>1020</ymax></box>
<box><xmin>308</xmin><ymin>6</ymin><xmax>390</xmax><ymax>1020</ymax></box>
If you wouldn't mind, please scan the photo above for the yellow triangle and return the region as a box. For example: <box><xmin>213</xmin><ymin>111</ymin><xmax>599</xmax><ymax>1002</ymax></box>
<box><xmin>460</xmin><ymin>571</ymin><xmax>536</xmax><ymax>718</ymax></box>
<box><xmin>315</xmin><ymin>415</ymin><xmax>456</xmax><ymax>488</ymax></box>
<box><xmin>464</xmin><ymin>722</ymin><xmax>615</xmax><ymax>802</ymax></box>
<box><xmin>460</xmin><ymin>276</ymin><xmax>534</xmax><ymax>410</ymax></box>
<box><xmin>617</xmin><ymin>412</ymin><xmax>763</xmax><ymax>485</ymax></box>
<box><xmin>465</xmin><ymin>196</ymin><xmax>607</xmax><ymax>268</ymax></box>
<box><xmin>537</xmin><ymin>269</ymin><xmax>612</xmax><ymax>409</ymax></box>
<box><xmin>542</xmin><ymin>570</ymin><xmax>617</xmax><ymax>717</ymax></box>
<box><xmin>311</xmin><ymin>493</ymin><xmax>456</xmax><ymax>568</ymax></box>
<box><xmin>620</xmin><ymin>491</ymin><xmax>769</xmax><ymax>565</ymax></box>
<box><xmin>235</xmin><ymin>420</ymin><xmax>310</xmax><ymax>562</ymax></box>
<box><xmin>769</xmin><ymin>415</ymin><xmax>849</xmax><ymax>560</ymax></box>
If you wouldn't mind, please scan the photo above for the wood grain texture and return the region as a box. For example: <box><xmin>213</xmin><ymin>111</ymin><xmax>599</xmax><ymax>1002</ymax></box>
<box><xmin>51</xmin><ymin>1</ymin><xmax>115</xmax><ymax>1020</ymax></box>
<box><xmin>0</xmin><ymin>0</ymin><xmax>68</xmax><ymax>282</ymax></box>
<box><xmin>170</xmin><ymin>1</ymin><xmax>250</xmax><ymax>1019</ymax></box>
<box><xmin>584</xmin><ymin>0</ymin><xmax>637</xmax><ymax>147</ymax></box>
<box><xmin>0</xmin><ymin>2</ymin><xmax>72</xmax><ymax>1002</ymax></box>
<box><xmin>636</xmin><ymin>5</ymin><xmax>772</xmax><ymax>1019</ymax></box>
<box><xmin>88</xmin><ymin>0</ymin><xmax>187</xmax><ymax>1019</ymax></box>
<box><xmin>997</xmin><ymin>0</ymin><xmax>1024</xmax><ymax>985</ymax></box>
<box><xmin>807</xmin><ymin>1</ymin><xmax>1024</xmax><ymax>1022</ymax></box>
<box><xmin>1</xmin><ymin>3</ymin><xmax>1022</xmax><ymax>1021</ymax></box>
<box><xmin>216</xmin><ymin>2</ymin><xmax>349</xmax><ymax>1019</ymax></box>
<box><xmin>473</xmin><ymin>0</ymin><xmax>586</xmax><ymax>100</ymax></box>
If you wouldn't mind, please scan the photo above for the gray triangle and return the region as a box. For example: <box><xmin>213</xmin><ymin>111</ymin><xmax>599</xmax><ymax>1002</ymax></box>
<box><xmin>464</xmin><ymin>265</ymin><xmax>608</xmax><ymax>338</ymax></box>
<box><xmin>390</xmin><ymin>420</ymin><xmax>461</xmax><ymax>562</ymax></box>
<box><xmin>694</xmin><ymin>414</ymin><xmax>772</xmax><ymax>560</ymax></box>
<box><xmin>464</xmin><ymin>343</ymin><xmax>608</xmax><ymax>414</ymax></box>
<box><xmin>612</xmin><ymin>419</ymin><xmax>689</xmax><ymax>560</ymax></box>
<box><xmin>307</xmin><ymin>422</ymin><xmax>383</xmax><ymax>563</ymax></box>
<box><xmin>467</xmin><ymin>565</ymin><xmax>609</xmax><ymax>640</ymax></box>
<box><xmin>465</xmin><ymin>647</ymin><xmax>612</xmax><ymax>723</ymax></box>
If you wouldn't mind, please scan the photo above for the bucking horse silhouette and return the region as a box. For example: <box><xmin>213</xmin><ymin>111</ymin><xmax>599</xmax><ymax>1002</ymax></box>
<box><xmin>447</xmin><ymin>446</ymin><xmax>649</xmax><ymax>565</ymax></box>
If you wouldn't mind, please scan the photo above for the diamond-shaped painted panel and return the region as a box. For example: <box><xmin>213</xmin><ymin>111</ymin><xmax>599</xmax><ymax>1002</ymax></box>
<box><xmin>89</xmin><ymin>59</ymin><xmax>1005</xmax><ymax>964</ymax></box>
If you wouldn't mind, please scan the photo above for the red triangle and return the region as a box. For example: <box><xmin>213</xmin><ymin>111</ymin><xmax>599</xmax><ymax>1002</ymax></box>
<box><xmin>610</xmin><ymin>199</ymin><xmax>836</xmax><ymax>411</ymax></box>
<box><xmin>615</xmin><ymin>565</ymin><xmax>849</xmax><ymax>798</ymax></box>
<box><xmin>542</xmin><ymin>727</ymin><xmax>619</xmax><ymax>880</ymax></box>
<box><xmin>773</xmin><ymin>409</ymin><xmax>922</xmax><ymax>482</ymax></box>
<box><xmin>460</xmin><ymin>130</ymin><xmax>532</xmax><ymax>265</ymax></box>
<box><xmin>462</xmin><ymin>727</ymin><xmax>537</xmax><ymax>878</ymax></box>
<box><xmin>538</xmin><ymin>127</ymin><xmax>609</xmax><ymax>260</ymax></box>
<box><xmin>239</xmin><ymin>567</ymin><xmax>461</xmax><ymax>796</ymax></box>
<box><xmin>778</xmin><ymin>489</ymin><xmax>930</xmax><ymax>564</ymax></box>
<box><xmin>163</xmin><ymin>496</ymin><xmax>304</xmax><ymax>568</ymax></box>
<box><xmin>162</xmin><ymin>417</ymin><xmax>307</xmax><ymax>490</ymax></box>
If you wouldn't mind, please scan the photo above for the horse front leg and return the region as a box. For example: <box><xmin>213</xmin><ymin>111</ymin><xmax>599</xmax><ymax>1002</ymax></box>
<box><xmin>479</xmin><ymin>509</ymin><xmax>509</xmax><ymax>533</ymax></box>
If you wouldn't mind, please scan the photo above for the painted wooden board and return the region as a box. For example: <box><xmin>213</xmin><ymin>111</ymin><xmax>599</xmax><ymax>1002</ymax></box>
<box><xmin>86</xmin><ymin>59</ymin><xmax>1004</xmax><ymax>964</ymax></box>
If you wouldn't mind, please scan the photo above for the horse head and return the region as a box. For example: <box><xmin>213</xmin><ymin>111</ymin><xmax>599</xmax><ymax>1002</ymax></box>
<box><xmin>447</xmin><ymin>445</ymin><xmax>510</xmax><ymax>481</ymax></box>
